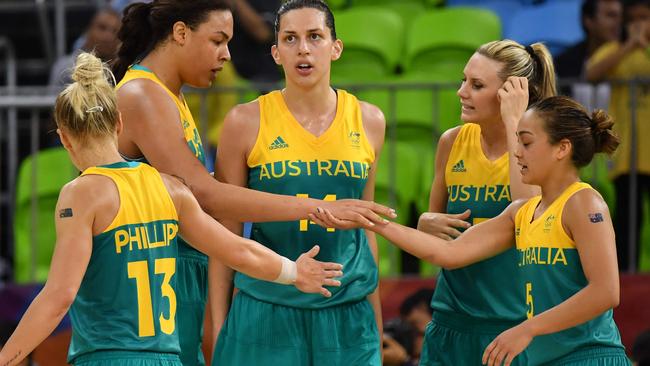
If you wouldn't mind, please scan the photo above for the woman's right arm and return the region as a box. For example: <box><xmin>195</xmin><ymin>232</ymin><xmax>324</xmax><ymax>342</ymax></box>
<box><xmin>0</xmin><ymin>180</ymin><xmax>95</xmax><ymax>366</ymax></box>
<box><xmin>372</xmin><ymin>200</ymin><xmax>522</xmax><ymax>269</ymax></box>
<box><xmin>417</xmin><ymin>127</ymin><xmax>471</xmax><ymax>240</ymax></box>
<box><xmin>116</xmin><ymin>82</ymin><xmax>394</xmax><ymax>225</ymax></box>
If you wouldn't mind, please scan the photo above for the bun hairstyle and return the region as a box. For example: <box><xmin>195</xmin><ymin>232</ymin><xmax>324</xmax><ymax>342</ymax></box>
<box><xmin>590</xmin><ymin>109</ymin><xmax>620</xmax><ymax>155</ymax></box>
<box><xmin>477</xmin><ymin>40</ymin><xmax>557</xmax><ymax>105</ymax></box>
<box><xmin>54</xmin><ymin>52</ymin><xmax>119</xmax><ymax>143</ymax></box>
<box><xmin>112</xmin><ymin>0</ymin><xmax>231</xmax><ymax>82</ymax></box>
<box><xmin>530</xmin><ymin>96</ymin><xmax>620</xmax><ymax>168</ymax></box>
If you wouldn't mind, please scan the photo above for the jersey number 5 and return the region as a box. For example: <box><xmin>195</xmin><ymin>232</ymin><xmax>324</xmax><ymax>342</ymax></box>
<box><xmin>128</xmin><ymin>258</ymin><xmax>177</xmax><ymax>337</ymax></box>
<box><xmin>526</xmin><ymin>282</ymin><xmax>534</xmax><ymax>319</ymax></box>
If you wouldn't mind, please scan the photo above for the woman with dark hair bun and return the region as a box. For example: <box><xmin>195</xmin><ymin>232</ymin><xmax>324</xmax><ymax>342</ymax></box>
<box><xmin>321</xmin><ymin>96</ymin><xmax>630</xmax><ymax>365</ymax></box>
<box><xmin>112</xmin><ymin>1</ymin><xmax>394</xmax><ymax>365</ymax></box>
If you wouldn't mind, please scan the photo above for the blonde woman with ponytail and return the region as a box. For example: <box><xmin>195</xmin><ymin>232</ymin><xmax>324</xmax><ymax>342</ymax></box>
<box><xmin>337</xmin><ymin>96</ymin><xmax>629</xmax><ymax>365</ymax></box>
<box><xmin>400</xmin><ymin>40</ymin><xmax>556</xmax><ymax>365</ymax></box>
<box><xmin>0</xmin><ymin>52</ymin><xmax>346</xmax><ymax>366</ymax></box>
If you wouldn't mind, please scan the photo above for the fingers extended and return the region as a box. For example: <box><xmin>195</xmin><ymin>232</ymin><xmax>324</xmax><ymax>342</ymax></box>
<box><xmin>320</xmin><ymin>288</ymin><xmax>332</xmax><ymax>297</ymax></box>
<box><xmin>322</xmin><ymin>279</ymin><xmax>341</xmax><ymax>287</ymax></box>
<box><xmin>322</xmin><ymin>262</ymin><xmax>343</xmax><ymax>270</ymax></box>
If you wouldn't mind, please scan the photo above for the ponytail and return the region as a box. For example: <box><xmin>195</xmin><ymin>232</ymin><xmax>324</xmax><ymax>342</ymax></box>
<box><xmin>112</xmin><ymin>0</ymin><xmax>231</xmax><ymax>83</ymax></box>
<box><xmin>529</xmin><ymin>42</ymin><xmax>556</xmax><ymax>104</ymax></box>
<box><xmin>113</xmin><ymin>2</ymin><xmax>154</xmax><ymax>83</ymax></box>
<box><xmin>477</xmin><ymin>40</ymin><xmax>557</xmax><ymax>105</ymax></box>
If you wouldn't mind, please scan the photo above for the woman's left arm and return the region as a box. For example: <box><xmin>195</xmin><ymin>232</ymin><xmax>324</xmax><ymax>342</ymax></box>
<box><xmin>499</xmin><ymin>76</ymin><xmax>541</xmax><ymax>200</ymax></box>
<box><xmin>0</xmin><ymin>180</ymin><xmax>95</xmax><ymax>366</ymax></box>
<box><xmin>482</xmin><ymin>189</ymin><xmax>619</xmax><ymax>366</ymax></box>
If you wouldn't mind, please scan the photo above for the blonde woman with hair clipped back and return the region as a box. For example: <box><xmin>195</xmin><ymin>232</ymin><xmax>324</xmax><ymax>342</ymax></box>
<box><xmin>0</xmin><ymin>52</ymin><xmax>346</xmax><ymax>366</ymax></box>
<box><xmin>393</xmin><ymin>40</ymin><xmax>556</xmax><ymax>365</ymax></box>
<box><xmin>320</xmin><ymin>96</ymin><xmax>630</xmax><ymax>366</ymax></box>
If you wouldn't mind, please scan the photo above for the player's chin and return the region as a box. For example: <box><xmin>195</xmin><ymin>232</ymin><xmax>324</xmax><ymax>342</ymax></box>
<box><xmin>188</xmin><ymin>75</ymin><xmax>215</xmax><ymax>89</ymax></box>
<box><xmin>197</xmin><ymin>78</ymin><xmax>214</xmax><ymax>88</ymax></box>
<box><xmin>520</xmin><ymin>174</ymin><xmax>535</xmax><ymax>185</ymax></box>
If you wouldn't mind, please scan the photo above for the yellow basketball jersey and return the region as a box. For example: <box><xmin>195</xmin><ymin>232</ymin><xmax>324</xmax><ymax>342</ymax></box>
<box><xmin>237</xmin><ymin>89</ymin><xmax>378</xmax><ymax>308</ymax></box>
<box><xmin>432</xmin><ymin>123</ymin><xmax>524</xmax><ymax>321</ymax></box>
<box><xmin>445</xmin><ymin>123</ymin><xmax>510</xmax><ymax>197</ymax></box>
<box><xmin>515</xmin><ymin>181</ymin><xmax>625</xmax><ymax>364</ymax></box>
<box><xmin>247</xmin><ymin>89</ymin><xmax>375</xmax><ymax>167</ymax></box>
<box><xmin>69</xmin><ymin>162</ymin><xmax>180</xmax><ymax>362</ymax></box>
<box><xmin>116</xmin><ymin>65</ymin><xmax>205</xmax><ymax>165</ymax></box>
<box><xmin>116</xmin><ymin>64</ymin><xmax>206</xmax><ymax>262</ymax></box>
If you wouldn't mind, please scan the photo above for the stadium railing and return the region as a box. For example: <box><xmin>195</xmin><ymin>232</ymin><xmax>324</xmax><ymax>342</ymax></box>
<box><xmin>0</xmin><ymin>78</ymin><xmax>647</xmax><ymax>284</ymax></box>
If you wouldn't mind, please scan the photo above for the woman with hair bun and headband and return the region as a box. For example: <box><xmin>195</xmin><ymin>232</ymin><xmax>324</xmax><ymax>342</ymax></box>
<box><xmin>340</xmin><ymin>95</ymin><xmax>629</xmax><ymax>366</ymax></box>
<box><xmin>0</xmin><ymin>52</ymin><xmax>346</xmax><ymax>366</ymax></box>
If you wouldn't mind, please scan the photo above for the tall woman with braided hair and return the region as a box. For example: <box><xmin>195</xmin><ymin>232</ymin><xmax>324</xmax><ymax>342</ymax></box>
<box><xmin>112</xmin><ymin>2</ymin><xmax>394</xmax><ymax>365</ymax></box>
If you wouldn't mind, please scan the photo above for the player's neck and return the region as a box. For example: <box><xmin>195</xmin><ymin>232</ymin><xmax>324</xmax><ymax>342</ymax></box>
<box><xmin>539</xmin><ymin>168</ymin><xmax>580</xmax><ymax>207</ymax></box>
<box><xmin>478</xmin><ymin>120</ymin><xmax>508</xmax><ymax>158</ymax></box>
<box><xmin>282</xmin><ymin>81</ymin><xmax>336</xmax><ymax>117</ymax></box>
<box><xmin>74</xmin><ymin>142</ymin><xmax>125</xmax><ymax>172</ymax></box>
<box><xmin>139</xmin><ymin>48</ymin><xmax>184</xmax><ymax>96</ymax></box>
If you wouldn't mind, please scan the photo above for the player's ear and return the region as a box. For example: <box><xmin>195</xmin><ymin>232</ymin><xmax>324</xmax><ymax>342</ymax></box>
<box><xmin>331</xmin><ymin>39</ymin><xmax>343</xmax><ymax>61</ymax></box>
<box><xmin>555</xmin><ymin>138</ymin><xmax>572</xmax><ymax>161</ymax></box>
<box><xmin>271</xmin><ymin>44</ymin><xmax>281</xmax><ymax>65</ymax></box>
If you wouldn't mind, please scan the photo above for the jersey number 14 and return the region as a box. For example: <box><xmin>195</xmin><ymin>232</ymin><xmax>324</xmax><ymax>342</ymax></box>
<box><xmin>297</xmin><ymin>193</ymin><xmax>336</xmax><ymax>232</ymax></box>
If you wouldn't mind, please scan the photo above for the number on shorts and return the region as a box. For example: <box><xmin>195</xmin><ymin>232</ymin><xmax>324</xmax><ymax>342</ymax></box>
<box><xmin>296</xmin><ymin>193</ymin><xmax>337</xmax><ymax>232</ymax></box>
<box><xmin>127</xmin><ymin>258</ymin><xmax>177</xmax><ymax>337</ymax></box>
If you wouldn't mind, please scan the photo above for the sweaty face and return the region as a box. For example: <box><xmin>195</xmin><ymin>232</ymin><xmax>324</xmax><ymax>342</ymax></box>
<box><xmin>181</xmin><ymin>10</ymin><xmax>233</xmax><ymax>88</ymax></box>
<box><xmin>272</xmin><ymin>8</ymin><xmax>340</xmax><ymax>88</ymax></box>
<box><xmin>457</xmin><ymin>53</ymin><xmax>503</xmax><ymax>125</ymax></box>
<box><xmin>514</xmin><ymin>110</ymin><xmax>557</xmax><ymax>185</ymax></box>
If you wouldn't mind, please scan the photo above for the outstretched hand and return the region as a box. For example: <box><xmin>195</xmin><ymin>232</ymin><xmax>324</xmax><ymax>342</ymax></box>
<box><xmin>294</xmin><ymin>245</ymin><xmax>343</xmax><ymax>297</ymax></box>
<box><xmin>314</xmin><ymin>199</ymin><xmax>397</xmax><ymax>230</ymax></box>
<box><xmin>482</xmin><ymin>323</ymin><xmax>534</xmax><ymax>366</ymax></box>
<box><xmin>417</xmin><ymin>209</ymin><xmax>472</xmax><ymax>240</ymax></box>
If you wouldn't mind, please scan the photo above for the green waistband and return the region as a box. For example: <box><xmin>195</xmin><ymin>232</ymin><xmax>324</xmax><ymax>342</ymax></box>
<box><xmin>73</xmin><ymin>350</ymin><xmax>180</xmax><ymax>363</ymax></box>
<box><xmin>540</xmin><ymin>345</ymin><xmax>628</xmax><ymax>365</ymax></box>
<box><xmin>432</xmin><ymin>311</ymin><xmax>525</xmax><ymax>335</ymax></box>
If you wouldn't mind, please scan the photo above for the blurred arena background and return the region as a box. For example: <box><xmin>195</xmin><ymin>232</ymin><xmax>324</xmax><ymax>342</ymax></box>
<box><xmin>0</xmin><ymin>0</ymin><xmax>649</xmax><ymax>364</ymax></box>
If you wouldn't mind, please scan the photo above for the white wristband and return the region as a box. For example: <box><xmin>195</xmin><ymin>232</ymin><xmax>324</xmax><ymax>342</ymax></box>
<box><xmin>273</xmin><ymin>256</ymin><xmax>297</xmax><ymax>285</ymax></box>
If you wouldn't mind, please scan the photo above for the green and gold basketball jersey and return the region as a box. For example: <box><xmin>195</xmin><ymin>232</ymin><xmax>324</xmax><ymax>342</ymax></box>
<box><xmin>116</xmin><ymin>65</ymin><xmax>206</xmax><ymax>262</ymax></box>
<box><xmin>235</xmin><ymin>89</ymin><xmax>378</xmax><ymax>308</ymax></box>
<box><xmin>431</xmin><ymin>123</ymin><xmax>525</xmax><ymax>321</ymax></box>
<box><xmin>68</xmin><ymin>162</ymin><xmax>180</xmax><ymax>362</ymax></box>
<box><xmin>515</xmin><ymin>182</ymin><xmax>625</xmax><ymax>364</ymax></box>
